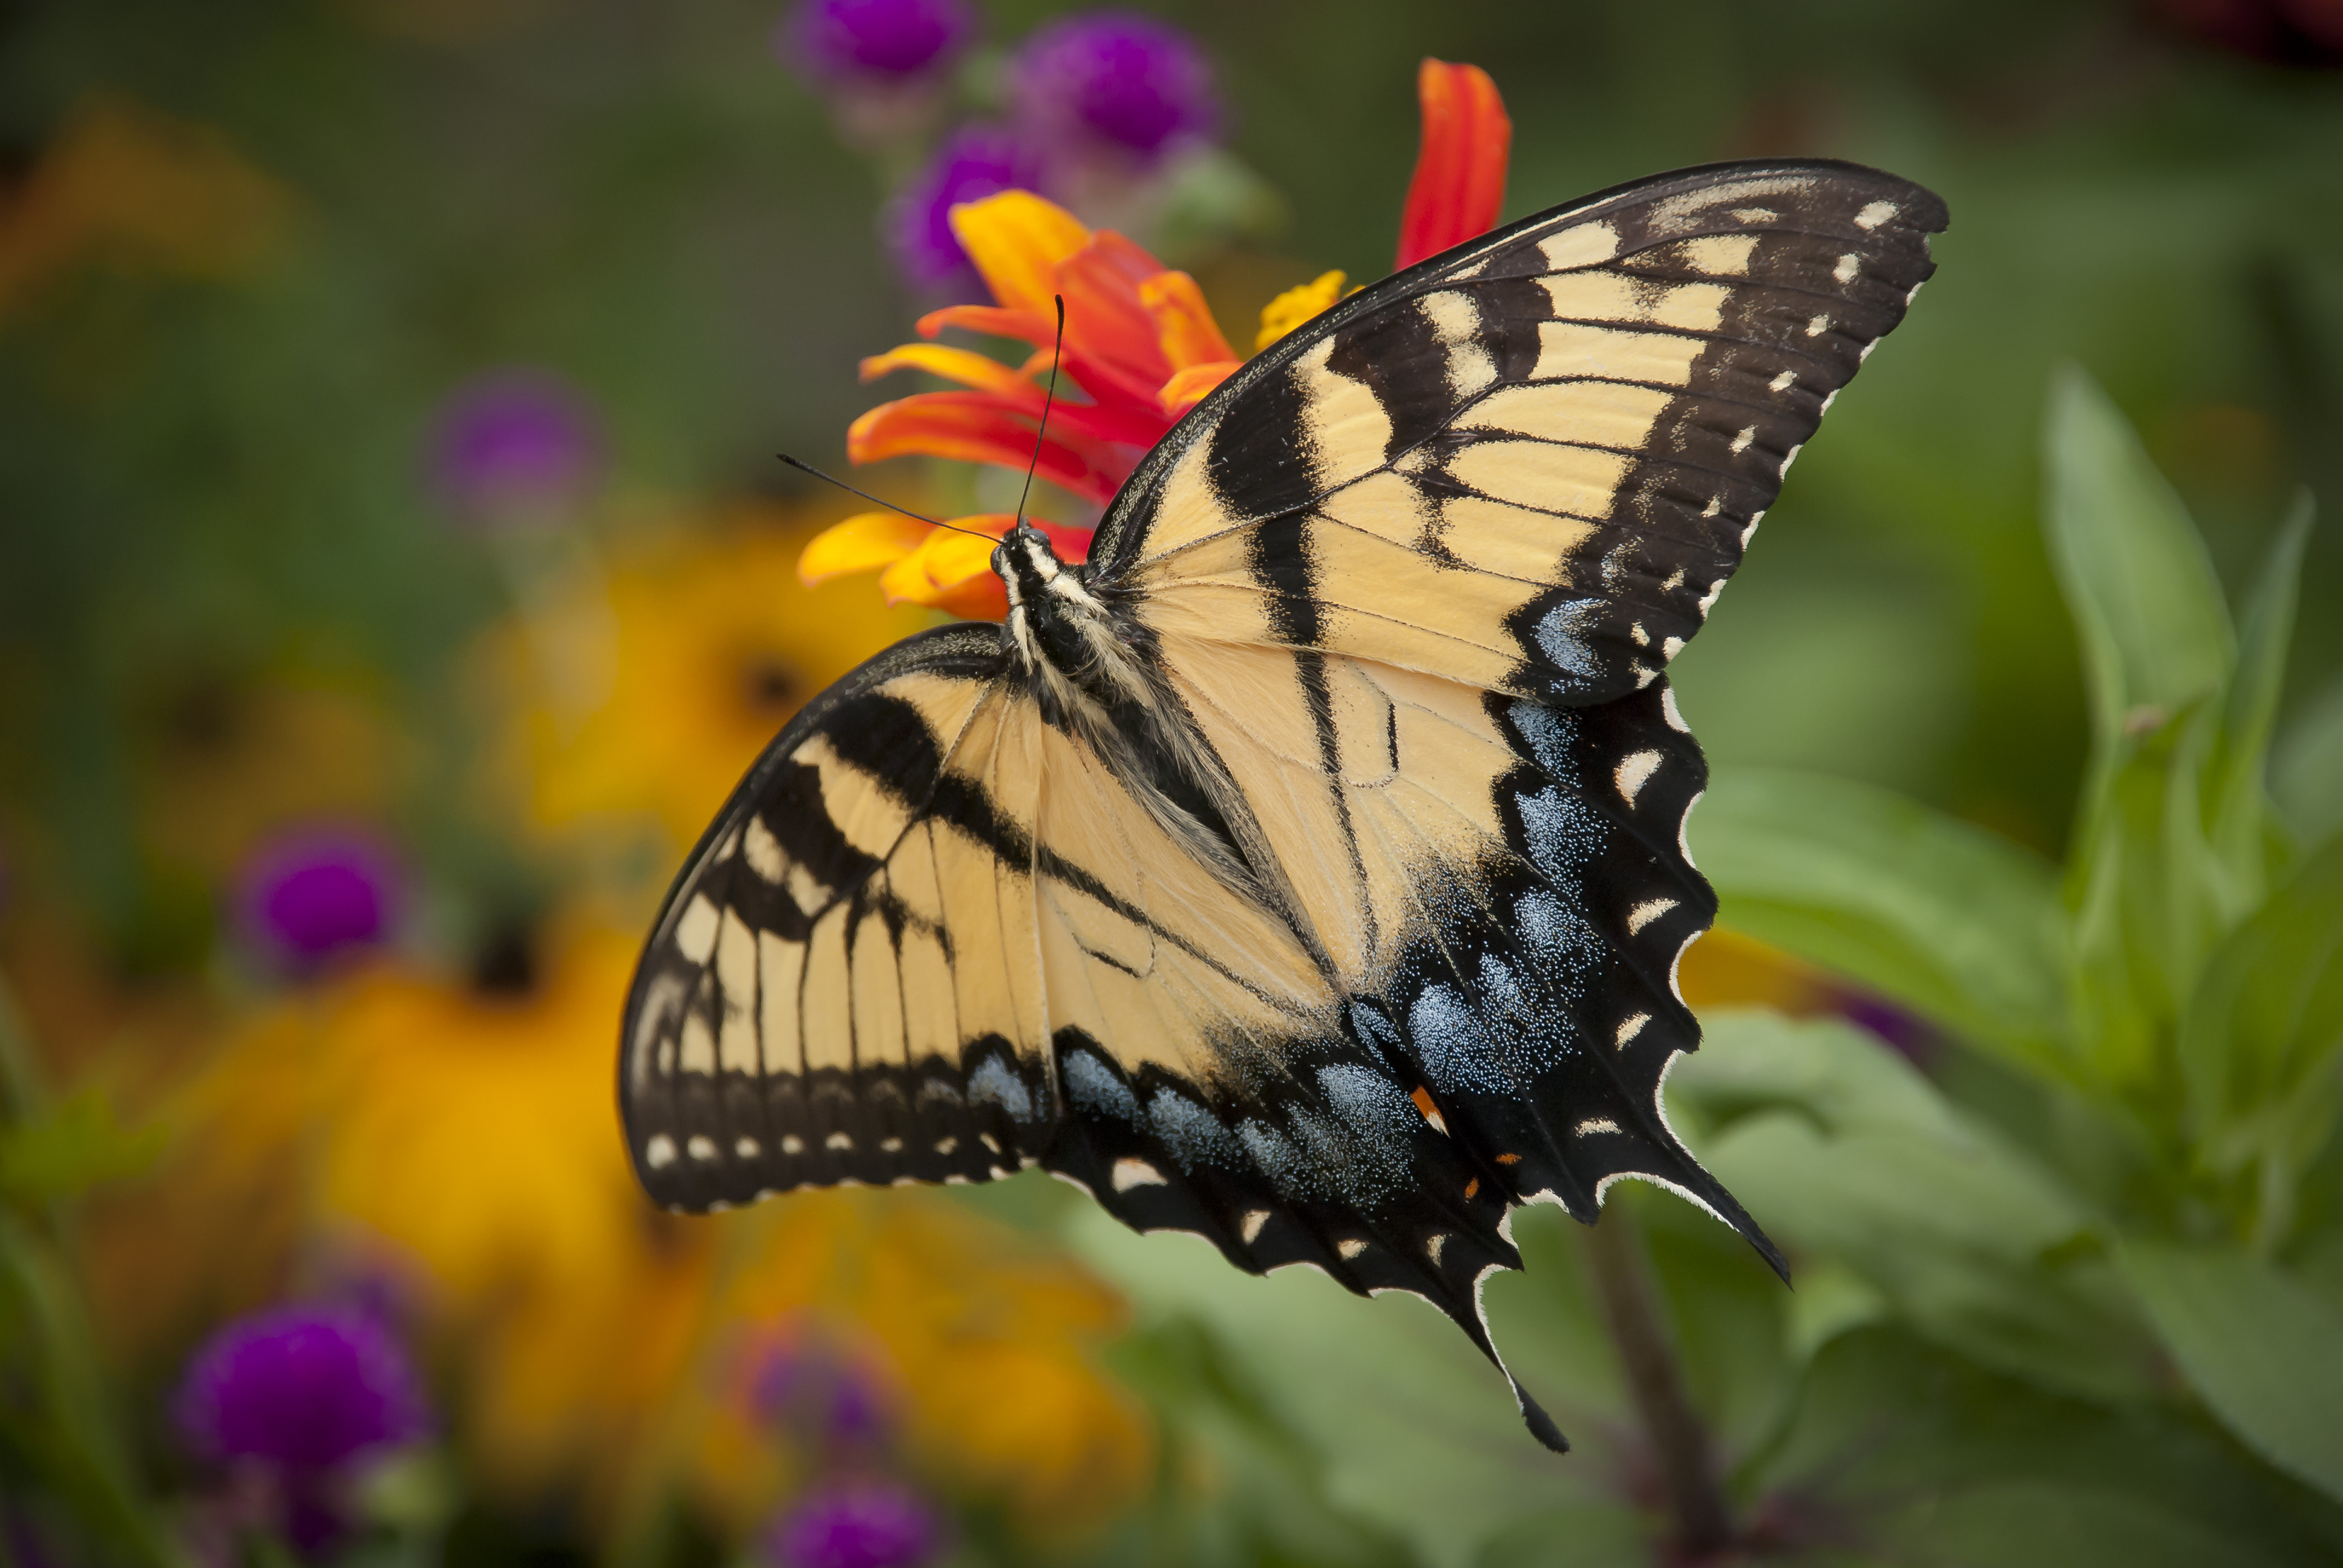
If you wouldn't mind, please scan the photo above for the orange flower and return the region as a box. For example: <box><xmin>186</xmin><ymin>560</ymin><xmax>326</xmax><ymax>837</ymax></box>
<box><xmin>808</xmin><ymin>60</ymin><xmax>1513</xmax><ymax>621</ymax></box>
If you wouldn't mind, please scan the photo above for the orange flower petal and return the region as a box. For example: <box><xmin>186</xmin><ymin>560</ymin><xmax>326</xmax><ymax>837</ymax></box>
<box><xmin>949</xmin><ymin>191</ymin><xmax>1092</xmax><ymax>318</ymax></box>
<box><xmin>860</xmin><ymin>344</ymin><xmax>1035</xmax><ymax>397</ymax></box>
<box><xmin>1138</xmin><ymin>270</ymin><xmax>1235</xmax><ymax>369</ymax></box>
<box><xmin>796</xmin><ymin>511</ymin><xmax>935</xmax><ymax>586</ymax></box>
<box><xmin>1157</xmin><ymin>361</ymin><xmax>1240</xmax><ymax>418</ymax></box>
<box><xmin>847</xmin><ymin>394</ymin><xmax>1125</xmax><ymax>505</ymax></box>
<box><xmin>1395</xmin><ymin>60</ymin><xmax>1510</xmax><ymax>270</ymax></box>
<box><xmin>916</xmin><ymin>304</ymin><xmax>1056</xmax><ymax>344</ymax></box>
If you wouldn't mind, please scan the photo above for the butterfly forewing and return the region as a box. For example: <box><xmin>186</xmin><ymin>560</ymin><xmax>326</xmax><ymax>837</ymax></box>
<box><xmin>1103</xmin><ymin>160</ymin><xmax>1945</xmax><ymax>707</ymax></box>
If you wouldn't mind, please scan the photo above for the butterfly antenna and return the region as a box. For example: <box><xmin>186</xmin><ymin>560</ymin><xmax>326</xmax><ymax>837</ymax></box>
<box><xmin>1012</xmin><ymin>295</ymin><xmax>1066</xmax><ymax>535</ymax></box>
<box><xmin>775</xmin><ymin>454</ymin><xmax>999</xmax><ymax>543</ymax></box>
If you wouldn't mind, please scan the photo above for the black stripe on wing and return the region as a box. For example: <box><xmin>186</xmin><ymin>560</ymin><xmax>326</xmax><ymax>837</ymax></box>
<box><xmin>619</xmin><ymin>624</ymin><xmax>1058</xmax><ymax>1209</ymax></box>
<box><xmin>1099</xmin><ymin>159</ymin><xmax>1945</xmax><ymax>710</ymax></box>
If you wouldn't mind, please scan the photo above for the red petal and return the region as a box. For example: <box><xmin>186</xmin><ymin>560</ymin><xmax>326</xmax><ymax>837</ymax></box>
<box><xmin>1395</xmin><ymin>60</ymin><xmax>1511</xmax><ymax>271</ymax></box>
<box><xmin>847</xmin><ymin>394</ymin><xmax>1129</xmax><ymax>504</ymax></box>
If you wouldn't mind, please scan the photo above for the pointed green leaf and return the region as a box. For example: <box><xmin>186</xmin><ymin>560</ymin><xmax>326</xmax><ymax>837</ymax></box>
<box><xmin>2042</xmin><ymin>364</ymin><xmax>2233</xmax><ymax>763</ymax></box>
<box><xmin>2207</xmin><ymin>495</ymin><xmax>2313</xmax><ymax>906</ymax></box>
<box><xmin>1690</xmin><ymin>769</ymin><xmax>2069</xmax><ymax>1072</ymax></box>
<box><xmin>2117</xmin><ymin>1240</ymin><xmax>2343</xmax><ymax>1504</ymax></box>
<box><xmin>2274</xmin><ymin>671</ymin><xmax>2343</xmax><ymax>849</ymax></box>
<box><xmin>2178</xmin><ymin>837</ymin><xmax>2343</xmax><ymax>1248</ymax></box>
<box><xmin>1673</xmin><ymin>1015</ymin><xmax>2156</xmax><ymax>1403</ymax></box>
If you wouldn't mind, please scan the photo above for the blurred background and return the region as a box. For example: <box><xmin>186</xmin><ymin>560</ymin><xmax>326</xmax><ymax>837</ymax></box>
<box><xmin>1</xmin><ymin>1</ymin><xmax>2339</xmax><ymax>1565</ymax></box>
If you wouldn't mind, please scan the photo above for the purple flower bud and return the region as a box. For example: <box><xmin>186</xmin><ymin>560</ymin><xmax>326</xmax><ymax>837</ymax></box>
<box><xmin>746</xmin><ymin>1331</ymin><xmax>894</xmax><ymax>1449</ymax></box>
<box><xmin>1840</xmin><ymin>991</ymin><xmax>1938</xmax><ymax>1067</ymax></box>
<box><xmin>175</xmin><ymin>1305</ymin><xmax>429</xmax><ymax>1474</ymax></box>
<box><xmin>768</xmin><ymin>1483</ymin><xmax>937</xmax><ymax>1568</ymax></box>
<box><xmin>428</xmin><ymin>369</ymin><xmax>604</xmax><ymax>524</ymax></box>
<box><xmin>886</xmin><ymin>124</ymin><xmax>1046</xmax><ymax>288</ymax></box>
<box><xmin>235</xmin><ymin>826</ymin><xmax>402</xmax><ymax>970</ymax></box>
<box><xmin>782</xmin><ymin>0</ymin><xmax>972</xmax><ymax>82</ymax></box>
<box><xmin>1009</xmin><ymin>11</ymin><xmax>1217</xmax><ymax>162</ymax></box>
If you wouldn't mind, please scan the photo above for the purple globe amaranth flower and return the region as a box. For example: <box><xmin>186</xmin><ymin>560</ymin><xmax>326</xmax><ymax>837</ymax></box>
<box><xmin>236</xmin><ymin>826</ymin><xmax>402</xmax><ymax>970</ymax></box>
<box><xmin>1009</xmin><ymin>11</ymin><xmax>1218</xmax><ymax>163</ymax></box>
<box><xmin>782</xmin><ymin>0</ymin><xmax>972</xmax><ymax>82</ymax></box>
<box><xmin>176</xmin><ymin>1305</ymin><xmax>429</xmax><ymax>1474</ymax></box>
<box><xmin>429</xmin><ymin>368</ymin><xmax>604</xmax><ymax>524</ymax></box>
<box><xmin>768</xmin><ymin>1483</ymin><xmax>937</xmax><ymax>1568</ymax></box>
<box><xmin>747</xmin><ymin>1331</ymin><xmax>894</xmax><ymax>1449</ymax></box>
<box><xmin>887</xmin><ymin>124</ymin><xmax>1046</xmax><ymax>288</ymax></box>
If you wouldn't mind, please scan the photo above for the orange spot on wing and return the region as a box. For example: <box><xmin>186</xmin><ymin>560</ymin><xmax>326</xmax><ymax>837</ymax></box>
<box><xmin>1493</xmin><ymin>1152</ymin><xmax>1522</xmax><ymax>1166</ymax></box>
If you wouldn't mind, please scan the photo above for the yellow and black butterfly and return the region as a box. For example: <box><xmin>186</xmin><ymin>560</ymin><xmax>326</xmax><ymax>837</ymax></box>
<box><xmin>619</xmin><ymin>160</ymin><xmax>1945</xmax><ymax>1451</ymax></box>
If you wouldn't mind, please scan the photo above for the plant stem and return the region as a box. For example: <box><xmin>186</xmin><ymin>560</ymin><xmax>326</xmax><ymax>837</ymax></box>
<box><xmin>1579</xmin><ymin>1207</ymin><xmax>1734</xmax><ymax>1558</ymax></box>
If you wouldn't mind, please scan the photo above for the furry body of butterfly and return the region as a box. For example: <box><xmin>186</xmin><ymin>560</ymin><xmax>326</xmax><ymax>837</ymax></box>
<box><xmin>622</xmin><ymin>160</ymin><xmax>1948</xmax><ymax>1454</ymax></box>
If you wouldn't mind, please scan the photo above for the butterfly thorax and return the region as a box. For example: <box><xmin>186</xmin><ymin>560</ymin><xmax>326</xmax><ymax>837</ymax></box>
<box><xmin>992</xmin><ymin>524</ymin><xmax>1150</xmax><ymax>720</ymax></box>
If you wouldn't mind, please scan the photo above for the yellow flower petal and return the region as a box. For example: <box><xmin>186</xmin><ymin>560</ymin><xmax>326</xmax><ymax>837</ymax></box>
<box><xmin>948</xmin><ymin>191</ymin><xmax>1091</xmax><ymax>318</ymax></box>
<box><xmin>1255</xmin><ymin>268</ymin><xmax>1349</xmax><ymax>352</ymax></box>
<box><xmin>859</xmin><ymin>342</ymin><xmax>1034</xmax><ymax>396</ymax></box>
<box><xmin>796</xmin><ymin>511</ymin><xmax>934</xmax><ymax>586</ymax></box>
<box><xmin>878</xmin><ymin>526</ymin><xmax>1004</xmax><ymax>615</ymax></box>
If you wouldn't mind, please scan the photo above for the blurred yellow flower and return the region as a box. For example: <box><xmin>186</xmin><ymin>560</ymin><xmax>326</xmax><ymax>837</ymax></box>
<box><xmin>0</xmin><ymin>94</ymin><xmax>292</xmax><ymax>316</ymax></box>
<box><xmin>476</xmin><ymin>504</ymin><xmax>929</xmax><ymax>855</ymax></box>
<box><xmin>683</xmin><ymin>1191</ymin><xmax>1152</xmax><ymax>1539</ymax></box>
<box><xmin>138</xmin><ymin>918</ymin><xmax>1151</xmax><ymax>1537</ymax></box>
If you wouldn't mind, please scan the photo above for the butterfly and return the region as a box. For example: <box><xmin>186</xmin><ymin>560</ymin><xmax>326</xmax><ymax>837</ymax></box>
<box><xmin>619</xmin><ymin>159</ymin><xmax>1945</xmax><ymax>1452</ymax></box>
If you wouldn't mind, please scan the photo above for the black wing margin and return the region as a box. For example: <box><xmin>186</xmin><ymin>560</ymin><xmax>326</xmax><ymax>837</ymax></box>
<box><xmin>1096</xmin><ymin>159</ymin><xmax>1947</xmax><ymax>709</ymax></box>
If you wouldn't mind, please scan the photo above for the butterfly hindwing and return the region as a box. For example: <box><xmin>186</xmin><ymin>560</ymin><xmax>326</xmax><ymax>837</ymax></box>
<box><xmin>1104</xmin><ymin>160</ymin><xmax>1946</xmax><ymax>705</ymax></box>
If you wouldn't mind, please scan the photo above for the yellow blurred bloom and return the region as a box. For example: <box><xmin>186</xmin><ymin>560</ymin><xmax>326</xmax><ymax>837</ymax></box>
<box><xmin>142</xmin><ymin>919</ymin><xmax>1152</xmax><ymax>1535</ymax></box>
<box><xmin>684</xmin><ymin>1192</ymin><xmax>1152</xmax><ymax>1538</ymax></box>
<box><xmin>476</xmin><ymin>503</ymin><xmax>929</xmax><ymax>854</ymax></box>
<box><xmin>1254</xmin><ymin>269</ymin><xmax>1350</xmax><ymax>353</ymax></box>
<box><xmin>0</xmin><ymin>94</ymin><xmax>292</xmax><ymax>316</ymax></box>
<box><xmin>1677</xmin><ymin>926</ymin><xmax>1835</xmax><ymax>1016</ymax></box>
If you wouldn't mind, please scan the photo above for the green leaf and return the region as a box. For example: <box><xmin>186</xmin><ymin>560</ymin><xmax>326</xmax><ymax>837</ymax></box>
<box><xmin>0</xmin><ymin>1090</ymin><xmax>168</xmax><ymax>1207</ymax></box>
<box><xmin>1673</xmin><ymin>1014</ymin><xmax>2155</xmax><ymax>1403</ymax></box>
<box><xmin>2177</xmin><ymin>837</ymin><xmax>2343</xmax><ymax>1250</ymax></box>
<box><xmin>2117</xmin><ymin>1240</ymin><xmax>2343</xmax><ymax>1505</ymax></box>
<box><xmin>2274</xmin><ymin>671</ymin><xmax>2343</xmax><ymax>850</ymax></box>
<box><xmin>1690</xmin><ymin>768</ymin><xmax>2069</xmax><ymax>1072</ymax></box>
<box><xmin>2041</xmin><ymin>364</ymin><xmax>2232</xmax><ymax>773</ymax></box>
<box><xmin>2206</xmin><ymin>496</ymin><xmax>2312</xmax><ymax>890</ymax></box>
<box><xmin>1755</xmin><ymin>1327</ymin><xmax>2343</xmax><ymax>1565</ymax></box>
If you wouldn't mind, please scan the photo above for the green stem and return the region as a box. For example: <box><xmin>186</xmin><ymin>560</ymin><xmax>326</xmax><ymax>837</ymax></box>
<box><xmin>1579</xmin><ymin>1208</ymin><xmax>1734</xmax><ymax>1558</ymax></box>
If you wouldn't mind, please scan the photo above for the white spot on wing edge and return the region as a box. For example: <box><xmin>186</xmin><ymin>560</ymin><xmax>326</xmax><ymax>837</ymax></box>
<box><xmin>1627</xmin><ymin>898</ymin><xmax>1679</xmax><ymax>935</ymax></box>
<box><xmin>1112</xmin><ymin>1157</ymin><xmax>1168</xmax><ymax>1192</ymax></box>
<box><xmin>644</xmin><ymin>1134</ymin><xmax>677</xmax><ymax>1169</ymax></box>
<box><xmin>1740</xmin><ymin>509</ymin><xmax>1766</xmax><ymax>547</ymax></box>
<box><xmin>1680</xmin><ymin>788</ymin><xmax>1704</xmax><ymax>869</ymax></box>
<box><xmin>1730</xmin><ymin>426</ymin><xmax>1755</xmax><ymax>456</ymax></box>
<box><xmin>1804</xmin><ymin>314</ymin><xmax>1830</xmax><ymax>338</ymax></box>
<box><xmin>1240</xmin><ymin>1209</ymin><xmax>1270</xmax><ymax>1244</ymax></box>
<box><xmin>1833</xmin><ymin>252</ymin><xmax>1861</xmax><ymax>284</ymax></box>
<box><xmin>1768</xmin><ymin>368</ymin><xmax>1795</xmax><ymax>393</ymax></box>
<box><xmin>1660</xmin><ymin>686</ymin><xmax>1691</xmax><ymax>733</ymax></box>
<box><xmin>1614</xmin><ymin>749</ymin><xmax>1663</xmax><ymax>803</ymax></box>
<box><xmin>687</xmin><ymin>1135</ymin><xmax>718</xmax><ymax>1161</ymax></box>
<box><xmin>1337</xmin><ymin>1238</ymin><xmax>1369</xmax><ymax>1260</ymax></box>
<box><xmin>1574</xmin><ymin>1117</ymin><xmax>1622</xmax><ymax>1136</ymax></box>
<box><xmin>673</xmin><ymin>895</ymin><xmax>720</xmax><ymax>965</ymax></box>
<box><xmin>734</xmin><ymin>1136</ymin><xmax>761</xmax><ymax>1158</ymax></box>
<box><xmin>1426</xmin><ymin>1233</ymin><xmax>1449</xmax><ymax>1265</ymax></box>
<box><xmin>1615</xmin><ymin>1012</ymin><xmax>1651</xmax><ymax>1050</ymax></box>
<box><xmin>1854</xmin><ymin>200</ymin><xmax>1898</xmax><ymax>230</ymax></box>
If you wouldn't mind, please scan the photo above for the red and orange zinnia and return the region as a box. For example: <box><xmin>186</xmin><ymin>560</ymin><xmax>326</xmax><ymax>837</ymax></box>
<box><xmin>799</xmin><ymin>59</ymin><xmax>1511</xmax><ymax>621</ymax></box>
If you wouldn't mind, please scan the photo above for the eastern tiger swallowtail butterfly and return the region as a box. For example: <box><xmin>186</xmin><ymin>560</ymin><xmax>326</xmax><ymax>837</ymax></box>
<box><xmin>620</xmin><ymin>159</ymin><xmax>1946</xmax><ymax>1452</ymax></box>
